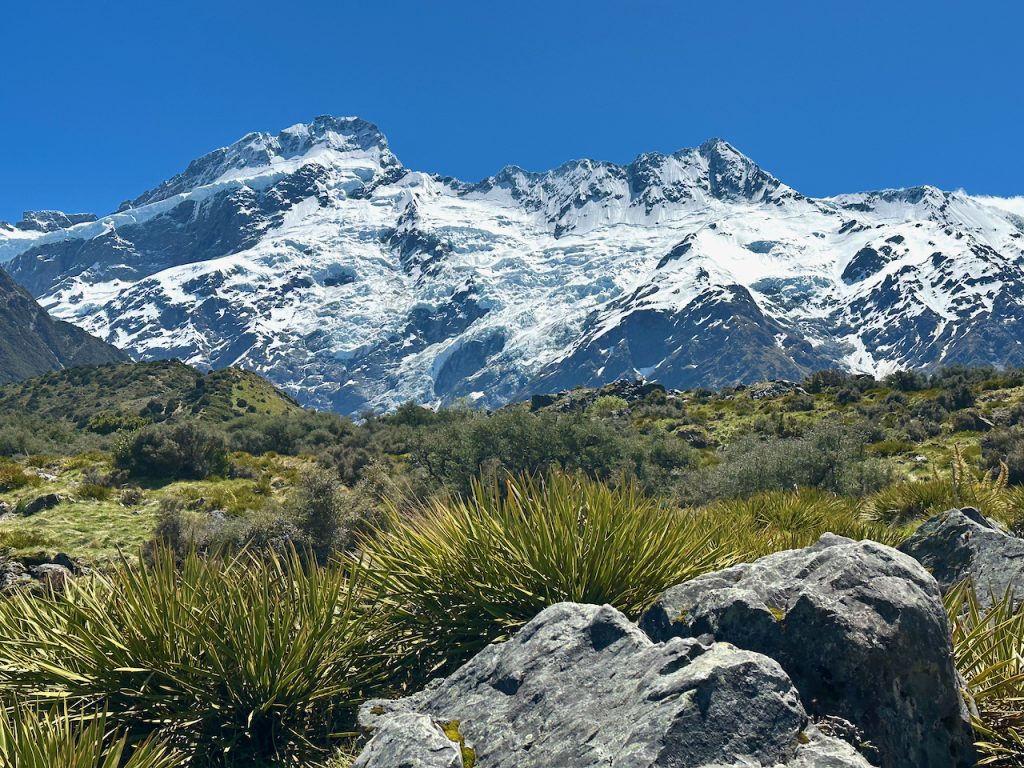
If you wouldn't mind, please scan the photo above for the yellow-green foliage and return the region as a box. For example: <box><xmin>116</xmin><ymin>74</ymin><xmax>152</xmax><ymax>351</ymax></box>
<box><xmin>0</xmin><ymin>461</ymin><xmax>38</xmax><ymax>493</ymax></box>
<box><xmin>360</xmin><ymin>471</ymin><xmax>734</xmax><ymax>680</ymax></box>
<box><xmin>0</xmin><ymin>707</ymin><xmax>182</xmax><ymax>768</ymax></box>
<box><xmin>0</xmin><ymin>547</ymin><xmax>384</xmax><ymax>765</ymax></box>
<box><xmin>699</xmin><ymin>488</ymin><xmax>907</xmax><ymax>557</ymax></box>
<box><xmin>946</xmin><ymin>583</ymin><xmax>1024</xmax><ymax>765</ymax></box>
<box><xmin>866</xmin><ymin>446</ymin><xmax>1022</xmax><ymax>527</ymax></box>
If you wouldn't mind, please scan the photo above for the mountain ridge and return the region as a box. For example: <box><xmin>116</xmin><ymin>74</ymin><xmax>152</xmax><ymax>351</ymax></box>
<box><xmin>0</xmin><ymin>267</ymin><xmax>127</xmax><ymax>385</ymax></box>
<box><xmin>1</xmin><ymin>116</ymin><xmax>1021</xmax><ymax>414</ymax></box>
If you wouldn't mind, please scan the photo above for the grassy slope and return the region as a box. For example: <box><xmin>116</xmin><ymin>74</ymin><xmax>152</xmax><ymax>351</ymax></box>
<box><xmin>0</xmin><ymin>452</ymin><xmax>310</xmax><ymax>564</ymax></box>
<box><xmin>0</xmin><ymin>360</ymin><xmax>302</xmax><ymax>426</ymax></box>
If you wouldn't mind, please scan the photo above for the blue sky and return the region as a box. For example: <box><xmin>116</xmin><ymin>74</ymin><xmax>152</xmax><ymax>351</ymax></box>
<box><xmin>1</xmin><ymin>0</ymin><xmax>1020</xmax><ymax>222</ymax></box>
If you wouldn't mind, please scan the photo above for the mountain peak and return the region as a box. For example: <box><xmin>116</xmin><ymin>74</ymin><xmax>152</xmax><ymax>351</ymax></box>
<box><xmin>132</xmin><ymin>115</ymin><xmax>400</xmax><ymax>208</ymax></box>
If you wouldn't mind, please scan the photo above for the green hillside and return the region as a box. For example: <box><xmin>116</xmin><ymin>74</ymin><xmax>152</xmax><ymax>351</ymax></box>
<box><xmin>0</xmin><ymin>359</ymin><xmax>301</xmax><ymax>429</ymax></box>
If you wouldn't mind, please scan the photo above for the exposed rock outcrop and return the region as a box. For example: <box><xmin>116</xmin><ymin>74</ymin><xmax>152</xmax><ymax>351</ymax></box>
<box><xmin>639</xmin><ymin>534</ymin><xmax>974</xmax><ymax>768</ymax></box>
<box><xmin>899</xmin><ymin>506</ymin><xmax>1024</xmax><ymax>604</ymax></box>
<box><xmin>358</xmin><ymin>602</ymin><xmax>869</xmax><ymax>768</ymax></box>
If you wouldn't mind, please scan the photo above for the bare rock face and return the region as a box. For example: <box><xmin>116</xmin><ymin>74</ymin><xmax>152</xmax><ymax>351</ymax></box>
<box><xmin>357</xmin><ymin>602</ymin><xmax>869</xmax><ymax>768</ymax></box>
<box><xmin>899</xmin><ymin>506</ymin><xmax>1024</xmax><ymax>605</ymax></box>
<box><xmin>351</xmin><ymin>713</ymin><xmax>464</xmax><ymax>768</ymax></box>
<box><xmin>639</xmin><ymin>534</ymin><xmax>975</xmax><ymax>768</ymax></box>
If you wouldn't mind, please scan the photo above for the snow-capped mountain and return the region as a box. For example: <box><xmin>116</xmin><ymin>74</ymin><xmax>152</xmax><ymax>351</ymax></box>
<box><xmin>2</xmin><ymin>115</ymin><xmax>1023</xmax><ymax>413</ymax></box>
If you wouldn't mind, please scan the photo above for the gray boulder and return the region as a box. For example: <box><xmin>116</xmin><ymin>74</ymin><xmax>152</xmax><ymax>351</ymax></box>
<box><xmin>899</xmin><ymin>506</ymin><xmax>1024</xmax><ymax>604</ymax></box>
<box><xmin>352</xmin><ymin>713</ymin><xmax>464</xmax><ymax>768</ymax></box>
<box><xmin>639</xmin><ymin>534</ymin><xmax>974</xmax><ymax>768</ymax></box>
<box><xmin>17</xmin><ymin>493</ymin><xmax>62</xmax><ymax>516</ymax></box>
<box><xmin>358</xmin><ymin>602</ymin><xmax>869</xmax><ymax>768</ymax></box>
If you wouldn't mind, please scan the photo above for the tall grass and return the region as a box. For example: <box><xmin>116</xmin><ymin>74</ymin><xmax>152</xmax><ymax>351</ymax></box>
<box><xmin>866</xmin><ymin>446</ymin><xmax>1022</xmax><ymax>526</ymax></box>
<box><xmin>702</xmin><ymin>488</ymin><xmax>908</xmax><ymax>556</ymax></box>
<box><xmin>0</xmin><ymin>547</ymin><xmax>385</xmax><ymax>765</ymax></box>
<box><xmin>0</xmin><ymin>707</ymin><xmax>182</xmax><ymax>768</ymax></box>
<box><xmin>946</xmin><ymin>582</ymin><xmax>1024</xmax><ymax>766</ymax></box>
<box><xmin>359</xmin><ymin>471</ymin><xmax>734</xmax><ymax>681</ymax></box>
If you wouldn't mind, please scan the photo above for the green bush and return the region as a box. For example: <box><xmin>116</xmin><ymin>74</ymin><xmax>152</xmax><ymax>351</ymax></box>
<box><xmin>359</xmin><ymin>471</ymin><xmax>733</xmax><ymax>682</ymax></box>
<box><xmin>868</xmin><ymin>438</ymin><xmax>916</xmax><ymax>457</ymax></box>
<box><xmin>0</xmin><ymin>547</ymin><xmax>384</xmax><ymax>765</ymax></box>
<box><xmin>114</xmin><ymin>423</ymin><xmax>228</xmax><ymax>481</ymax></box>
<box><xmin>589</xmin><ymin>395</ymin><xmax>629</xmax><ymax>416</ymax></box>
<box><xmin>681</xmin><ymin>423</ymin><xmax>891</xmax><ymax>503</ymax></box>
<box><xmin>289</xmin><ymin>466</ymin><xmax>346</xmax><ymax>563</ymax></box>
<box><xmin>0</xmin><ymin>461</ymin><xmax>39</xmax><ymax>492</ymax></box>
<box><xmin>0</xmin><ymin>707</ymin><xmax>182</xmax><ymax>768</ymax></box>
<box><xmin>85</xmin><ymin>412</ymin><xmax>150</xmax><ymax>435</ymax></box>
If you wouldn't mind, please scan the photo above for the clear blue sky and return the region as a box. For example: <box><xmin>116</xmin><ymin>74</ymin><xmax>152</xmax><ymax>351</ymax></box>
<box><xmin>1</xmin><ymin>0</ymin><xmax>1020</xmax><ymax>222</ymax></box>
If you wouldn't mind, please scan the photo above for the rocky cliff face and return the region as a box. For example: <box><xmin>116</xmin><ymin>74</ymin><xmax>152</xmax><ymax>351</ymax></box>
<box><xmin>0</xmin><ymin>268</ymin><xmax>127</xmax><ymax>385</ymax></box>
<box><xmin>2</xmin><ymin>116</ymin><xmax>1022</xmax><ymax>413</ymax></box>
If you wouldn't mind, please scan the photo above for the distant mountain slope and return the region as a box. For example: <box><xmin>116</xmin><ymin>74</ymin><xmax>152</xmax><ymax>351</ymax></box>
<box><xmin>0</xmin><ymin>360</ymin><xmax>302</xmax><ymax>427</ymax></box>
<box><xmin>0</xmin><ymin>267</ymin><xmax>127</xmax><ymax>384</ymax></box>
<box><xmin>2</xmin><ymin>116</ymin><xmax>1022</xmax><ymax>413</ymax></box>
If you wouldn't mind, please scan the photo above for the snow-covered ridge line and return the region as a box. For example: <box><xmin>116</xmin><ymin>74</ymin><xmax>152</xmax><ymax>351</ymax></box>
<box><xmin>1</xmin><ymin>115</ymin><xmax>1022</xmax><ymax>414</ymax></box>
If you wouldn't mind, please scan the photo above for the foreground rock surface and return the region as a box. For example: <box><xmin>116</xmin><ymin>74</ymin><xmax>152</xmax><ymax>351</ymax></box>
<box><xmin>358</xmin><ymin>602</ymin><xmax>868</xmax><ymax>768</ymax></box>
<box><xmin>899</xmin><ymin>507</ymin><xmax>1024</xmax><ymax>604</ymax></box>
<box><xmin>640</xmin><ymin>534</ymin><xmax>974</xmax><ymax>768</ymax></box>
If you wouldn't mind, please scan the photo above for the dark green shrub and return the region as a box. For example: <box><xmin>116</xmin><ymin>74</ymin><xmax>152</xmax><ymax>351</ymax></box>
<box><xmin>114</xmin><ymin>423</ymin><xmax>228</xmax><ymax>480</ymax></box>
<box><xmin>885</xmin><ymin>369</ymin><xmax>928</xmax><ymax>391</ymax></box>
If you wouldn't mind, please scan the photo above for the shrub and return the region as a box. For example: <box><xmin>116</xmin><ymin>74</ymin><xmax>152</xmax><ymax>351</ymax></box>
<box><xmin>0</xmin><ymin>707</ymin><xmax>182</xmax><ymax>768</ymax></box>
<box><xmin>119</xmin><ymin>487</ymin><xmax>144</xmax><ymax>507</ymax></box>
<box><xmin>85</xmin><ymin>412</ymin><xmax>149</xmax><ymax>435</ymax></box>
<box><xmin>884</xmin><ymin>369</ymin><xmax>928</xmax><ymax>392</ymax></box>
<box><xmin>803</xmin><ymin>368</ymin><xmax>850</xmax><ymax>393</ymax></box>
<box><xmin>589</xmin><ymin>395</ymin><xmax>628</xmax><ymax>416</ymax></box>
<box><xmin>681</xmin><ymin>422</ymin><xmax>891</xmax><ymax>502</ymax></box>
<box><xmin>0</xmin><ymin>461</ymin><xmax>38</xmax><ymax>493</ymax></box>
<box><xmin>866</xmin><ymin>447</ymin><xmax>1013</xmax><ymax>525</ymax></box>
<box><xmin>0</xmin><ymin>547</ymin><xmax>384</xmax><ymax>765</ymax></box>
<box><xmin>75</xmin><ymin>482</ymin><xmax>112</xmax><ymax>501</ymax></box>
<box><xmin>359</xmin><ymin>471</ymin><xmax>733</xmax><ymax>682</ymax></box>
<box><xmin>946</xmin><ymin>583</ymin><xmax>1024</xmax><ymax>765</ymax></box>
<box><xmin>868</xmin><ymin>438</ymin><xmax>916</xmax><ymax>457</ymax></box>
<box><xmin>114</xmin><ymin>423</ymin><xmax>228</xmax><ymax>480</ymax></box>
<box><xmin>289</xmin><ymin>466</ymin><xmax>346</xmax><ymax>563</ymax></box>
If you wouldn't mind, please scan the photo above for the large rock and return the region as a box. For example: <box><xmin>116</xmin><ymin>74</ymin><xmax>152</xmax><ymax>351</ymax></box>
<box><xmin>352</xmin><ymin>713</ymin><xmax>464</xmax><ymax>768</ymax></box>
<box><xmin>358</xmin><ymin>602</ymin><xmax>869</xmax><ymax>768</ymax></box>
<box><xmin>899</xmin><ymin>506</ymin><xmax>1024</xmax><ymax>604</ymax></box>
<box><xmin>639</xmin><ymin>534</ymin><xmax>975</xmax><ymax>768</ymax></box>
<box><xmin>17</xmin><ymin>493</ymin><xmax>62</xmax><ymax>516</ymax></box>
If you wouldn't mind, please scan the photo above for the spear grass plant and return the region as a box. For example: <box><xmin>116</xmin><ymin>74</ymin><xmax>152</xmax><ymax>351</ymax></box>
<box><xmin>703</xmin><ymin>488</ymin><xmax>908</xmax><ymax>557</ymax></box>
<box><xmin>946</xmin><ymin>582</ymin><xmax>1024</xmax><ymax>766</ymax></box>
<box><xmin>0</xmin><ymin>546</ymin><xmax>386</xmax><ymax>766</ymax></box>
<box><xmin>0</xmin><ymin>706</ymin><xmax>183</xmax><ymax>768</ymax></box>
<box><xmin>359</xmin><ymin>471</ymin><xmax>734</xmax><ymax>682</ymax></box>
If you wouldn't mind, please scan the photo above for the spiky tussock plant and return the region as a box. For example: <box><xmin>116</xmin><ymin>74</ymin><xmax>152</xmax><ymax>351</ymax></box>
<box><xmin>946</xmin><ymin>582</ymin><xmax>1024</xmax><ymax>766</ymax></box>
<box><xmin>701</xmin><ymin>488</ymin><xmax>906</xmax><ymax>556</ymax></box>
<box><xmin>0</xmin><ymin>707</ymin><xmax>182</xmax><ymax>768</ymax></box>
<box><xmin>0</xmin><ymin>547</ymin><xmax>385</xmax><ymax>766</ymax></box>
<box><xmin>359</xmin><ymin>471</ymin><xmax>734</xmax><ymax>682</ymax></box>
<box><xmin>866</xmin><ymin>445</ymin><xmax>1014</xmax><ymax>526</ymax></box>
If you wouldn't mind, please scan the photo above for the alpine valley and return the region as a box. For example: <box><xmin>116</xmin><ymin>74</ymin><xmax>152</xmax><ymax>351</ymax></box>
<box><xmin>2</xmin><ymin>116</ymin><xmax>1023</xmax><ymax>414</ymax></box>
